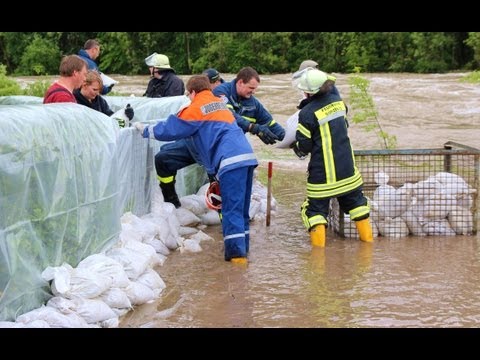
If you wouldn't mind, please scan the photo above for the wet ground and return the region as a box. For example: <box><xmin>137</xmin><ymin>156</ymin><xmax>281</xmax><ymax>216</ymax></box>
<box><xmin>121</xmin><ymin>166</ymin><xmax>480</xmax><ymax>328</ymax></box>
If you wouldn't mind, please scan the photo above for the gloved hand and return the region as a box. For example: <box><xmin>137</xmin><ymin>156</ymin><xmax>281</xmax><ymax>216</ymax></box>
<box><xmin>290</xmin><ymin>142</ymin><xmax>307</xmax><ymax>160</ymax></box>
<box><xmin>116</xmin><ymin>118</ymin><xmax>126</xmax><ymax>128</ymax></box>
<box><xmin>134</xmin><ymin>122</ymin><xmax>145</xmax><ymax>133</ymax></box>
<box><xmin>250</xmin><ymin>124</ymin><xmax>278</xmax><ymax>145</ymax></box>
<box><xmin>107</xmin><ymin>84</ymin><xmax>115</xmax><ymax>93</ymax></box>
<box><xmin>124</xmin><ymin>104</ymin><xmax>134</xmax><ymax>120</ymax></box>
<box><xmin>208</xmin><ymin>173</ymin><xmax>217</xmax><ymax>183</ymax></box>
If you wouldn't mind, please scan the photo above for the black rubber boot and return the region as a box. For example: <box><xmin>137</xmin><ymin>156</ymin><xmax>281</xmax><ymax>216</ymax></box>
<box><xmin>160</xmin><ymin>182</ymin><xmax>181</xmax><ymax>208</ymax></box>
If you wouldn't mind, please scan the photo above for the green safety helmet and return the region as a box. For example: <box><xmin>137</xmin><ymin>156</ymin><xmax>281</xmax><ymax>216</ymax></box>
<box><xmin>297</xmin><ymin>68</ymin><xmax>328</xmax><ymax>94</ymax></box>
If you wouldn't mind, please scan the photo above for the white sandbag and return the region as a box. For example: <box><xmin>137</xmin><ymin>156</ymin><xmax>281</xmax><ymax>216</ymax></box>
<box><xmin>374</xmin><ymin>172</ymin><xmax>390</xmax><ymax>186</ymax></box>
<box><xmin>100</xmin><ymin>317</ymin><xmax>119</xmax><ymax>328</ymax></box>
<box><xmin>181</xmin><ymin>239</ymin><xmax>203</xmax><ymax>253</ymax></box>
<box><xmin>99</xmin><ymin>288</ymin><xmax>132</xmax><ymax>309</ymax></box>
<box><xmin>422</xmin><ymin>219</ymin><xmax>456</xmax><ymax>236</ymax></box>
<box><xmin>137</xmin><ymin>268</ymin><xmax>166</xmax><ymax>297</ymax></box>
<box><xmin>45</xmin><ymin>265</ymin><xmax>112</xmax><ymax>299</ymax></box>
<box><xmin>106</xmin><ymin>247</ymin><xmax>150</xmax><ymax>281</ymax></box>
<box><xmin>179</xmin><ymin>194</ymin><xmax>208</xmax><ymax>216</ymax></box>
<box><xmin>249</xmin><ymin>199</ymin><xmax>261</xmax><ymax>220</ymax></box>
<box><xmin>122</xmin><ymin>212</ymin><xmax>159</xmax><ymax>243</ymax></box>
<box><xmin>376</xmin><ymin>217</ymin><xmax>409</xmax><ymax>238</ymax></box>
<box><xmin>121</xmin><ymin>239</ymin><xmax>160</xmax><ymax>267</ymax></box>
<box><xmin>196</xmin><ymin>182</ymin><xmax>210</xmax><ymax>197</ymax></box>
<box><xmin>178</xmin><ymin>226</ymin><xmax>199</xmax><ymax>236</ymax></box>
<box><xmin>434</xmin><ymin>172</ymin><xmax>474</xmax><ymax>196</ymax></box>
<box><xmin>167</xmin><ymin>213</ymin><xmax>182</xmax><ymax>249</ymax></box>
<box><xmin>22</xmin><ymin>320</ymin><xmax>51</xmax><ymax>328</ymax></box>
<box><xmin>275</xmin><ymin>110</ymin><xmax>298</xmax><ymax>148</ymax></box>
<box><xmin>121</xmin><ymin>211</ymin><xmax>142</xmax><ymax>225</ymax></box>
<box><xmin>457</xmin><ymin>193</ymin><xmax>473</xmax><ymax>209</ymax></box>
<box><xmin>200</xmin><ymin>210</ymin><xmax>222</xmax><ymax>225</ymax></box>
<box><xmin>17</xmin><ymin>305</ymin><xmax>89</xmax><ymax>328</ymax></box>
<box><xmin>144</xmin><ymin>238</ymin><xmax>170</xmax><ymax>256</ymax></box>
<box><xmin>411</xmin><ymin>178</ymin><xmax>442</xmax><ymax>199</ymax></box>
<box><xmin>70</xmin><ymin>297</ymin><xmax>117</xmax><ymax>324</ymax></box>
<box><xmin>154</xmin><ymin>253</ymin><xmax>167</xmax><ymax>267</ymax></box>
<box><xmin>373</xmin><ymin>184</ymin><xmax>411</xmax><ymax>219</ymax></box>
<box><xmin>175</xmin><ymin>207</ymin><xmax>202</xmax><ymax>226</ymax></box>
<box><xmin>448</xmin><ymin>206</ymin><xmax>473</xmax><ymax>235</ymax></box>
<box><xmin>124</xmin><ymin>281</ymin><xmax>156</xmax><ymax>305</ymax></box>
<box><xmin>188</xmin><ymin>230</ymin><xmax>214</xmax><ymax>243</ymax></box>
<box><xmin>412</xmin><ymin>194</ymin><xmax>456</xmax><ymax>220</ymax></box>
<box><xmin>119</xmin><ymin>227</ymin><xmax>144</xmax><ymax>244</ymax></box>
<box><xmin>77</xmin><ymin>254</ymin><xmax>130</xmax><ymax>289</ymax></box>
<box><xmin>401</xmin><ymin>209</ymin><xmax>427</xmax><ymax>236</ymax></box>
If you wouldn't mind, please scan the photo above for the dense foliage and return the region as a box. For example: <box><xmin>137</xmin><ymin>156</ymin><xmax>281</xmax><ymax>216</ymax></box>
<box><xmin>0</xmin><ymin>32</ymin><xmax>479</xmax><ymax>76</ymax></box>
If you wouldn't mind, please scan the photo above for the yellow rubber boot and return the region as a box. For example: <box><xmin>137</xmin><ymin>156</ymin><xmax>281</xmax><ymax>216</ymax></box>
<box><xmin>356</xmin><ymin>218</ymin><xmax>373</xmax><ymax>242</ymax></box>
<box><xmin>310</xmin><ymin>225</ymin><xmax>326</xmax><ymax>247</ymax></box>
<box><xmin>231</xmin><ymin>257</ymin><xmax>248</xmax><ymax>265</ymax></box>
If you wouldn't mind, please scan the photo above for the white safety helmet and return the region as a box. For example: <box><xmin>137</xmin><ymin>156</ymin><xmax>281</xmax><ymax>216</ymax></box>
<box><xmin>298</xmin><ymin>59</ymin><xmax>318</xmax><ymax>72</ymax></box>
<box><xmin>205</xmin><ymin>181</ymin><xmax>222</xmax><ymax>210</ymax></box>
<box><xmin>144</xmin><ymin>52</ymin><xmax>158</xmax><ymax>66</ymax></box>
<box><xmin>145</xmin><ymin>53</ymin><xmax>172</xmax><ymax>70</ymax></box>
<box><xmin>297</xmin><ymin>68</ymin><xmax>328</xmax><ymax>94</ymax></box>
<box><xmin>292</xmin><ymin>59</ymin><xmax>319</xmax><ymax>81</ymax></box>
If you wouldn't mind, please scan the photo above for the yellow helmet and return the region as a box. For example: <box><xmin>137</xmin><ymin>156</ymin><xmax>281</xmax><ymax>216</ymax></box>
<box><xmin>297</xmin><ymin>68</ymin><xmax>328</xmax><ymax>94</ymax></box>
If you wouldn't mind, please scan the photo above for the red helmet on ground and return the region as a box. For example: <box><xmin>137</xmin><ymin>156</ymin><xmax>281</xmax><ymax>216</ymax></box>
<box><xmin>205</xmin><ymin>181</ymin><xmax>222</xmax><ymax>210</ymax></box>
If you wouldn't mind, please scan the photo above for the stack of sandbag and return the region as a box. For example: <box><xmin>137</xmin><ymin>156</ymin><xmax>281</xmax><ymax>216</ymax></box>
<box><xmin>371</xmin><ymin>171</ymin><xmax>475</xmax><ymax>237</ymax></box>
<box><xmin>329</xmin><ymin>171</ymin><xmax>475</xmax><ymax>239</ymax></box>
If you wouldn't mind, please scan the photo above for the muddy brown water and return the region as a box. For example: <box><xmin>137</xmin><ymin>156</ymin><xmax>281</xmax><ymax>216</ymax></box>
<box><xmin>15</xmin><ymin>73</ymin><xmax>480</xmax><ymax>327</ymax></box>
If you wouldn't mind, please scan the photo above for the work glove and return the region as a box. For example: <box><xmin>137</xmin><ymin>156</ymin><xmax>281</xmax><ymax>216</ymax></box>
<box><xmin>124</xmin><ymin>104</ymin><xmax>134</xmax><ymax>121</ymax></box>
<box><xmin>116</xmin><ymin>118</ymin><xmax>126</xmax><ymax>128</ymax></box>
<box><xmin>208</xmin><ymin>173</ymin><xmax>217</xmax><ymax>183</ymax></box>
<box><xmin>290</xmin><ymin>142</ymin><xmax>307</xmax><ymax>160</ymax></box>
<box><xmin>250</xmin><ymin>124</ymin><xmax>278</xmax><ymax>145</ymax></box>
<box><xmin>134</xmin><ymin>122</ymin><xmax>145</xmax><ymax>133</ymax></box>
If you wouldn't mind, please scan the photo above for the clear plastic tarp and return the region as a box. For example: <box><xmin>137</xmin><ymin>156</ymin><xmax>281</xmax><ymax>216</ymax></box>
<box><xmin>105</xmin><ymin>96</ymin><xmax>207</xmax><ymax>198</ymax></box>
<box><xmin>0</xmin><ymin>103</ymin><xmax>120</xmax><ymax>320</ymax></box>
<box><xmin>0</xmin><ymin>95</ymin><xmax>207</xmax><ymax>320</ymax></box>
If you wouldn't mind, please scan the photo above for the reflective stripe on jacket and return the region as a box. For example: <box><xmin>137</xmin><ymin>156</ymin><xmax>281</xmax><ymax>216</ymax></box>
<box><xmin>148</xmin><ymin>90</ymin><xmax>257</xmax><ymax>177</ymax></box>
<box><xmin>296</xmin><ymin>91</ymin><xmax>363</xmax><ymax>199</ymax></box>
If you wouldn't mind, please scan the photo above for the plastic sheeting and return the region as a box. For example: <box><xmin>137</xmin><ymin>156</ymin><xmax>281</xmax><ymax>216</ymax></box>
<box><xmin>0</xmin><ymin>95</ymin><xmax>207</xmax><ymax>320</ymax></box>
<box><xmin>0</xmin><ymin>103</ymin><xmax>120</xmax><ymax>320</ymax></box>
<box><xmin>105</xmin><ymin>96</ymin><xmax>207</xmax><ymax>198</ymax></box>
<box><xmin>0</xmin><ymin>96</ymin><xmax>43</xmax><ymax>105</ymax></box>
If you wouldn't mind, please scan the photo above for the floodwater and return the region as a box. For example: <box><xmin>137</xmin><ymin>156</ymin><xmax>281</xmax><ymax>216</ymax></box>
<box><xmin>120</xmin><ymin>167</ymin><xmax>480</xmax><ymax>328</ymax></box>
<box><xmin>17</xmin><ymin>72</ymin><xmax>480</xmax><ymax>327</ymax></box>
<box><xmin>115</xmin><ymin>71</ymin><xmax>480</xmax><ymax>328</ymax></box>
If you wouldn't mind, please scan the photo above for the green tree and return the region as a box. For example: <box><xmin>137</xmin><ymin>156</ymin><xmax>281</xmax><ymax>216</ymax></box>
<box><xmin>411</xmin><ymin>32</ymin><xmax>455</xmax><ymax>73</ymax></box>
<box><xmin>16</xmin><ymin>36</ymin><xmax>61</xmax><ymax>75</ymax></box>
<box><xmin>465</xmin><ymin>32</ymin><xmax>480</xmax><ymax>68</ymax></box>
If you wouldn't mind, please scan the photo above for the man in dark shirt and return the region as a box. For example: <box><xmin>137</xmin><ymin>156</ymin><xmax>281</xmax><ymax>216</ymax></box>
<box><xmin>143</xmin><ymin>53</ymin><xmax>184</xmax><ymax>98</ymax></box>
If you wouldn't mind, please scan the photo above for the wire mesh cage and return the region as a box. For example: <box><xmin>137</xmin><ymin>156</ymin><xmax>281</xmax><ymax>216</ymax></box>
<box><xmin>329</xmin><ymin>142</ymin><xmax>480</xmax><ymax>238</ymax></box>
